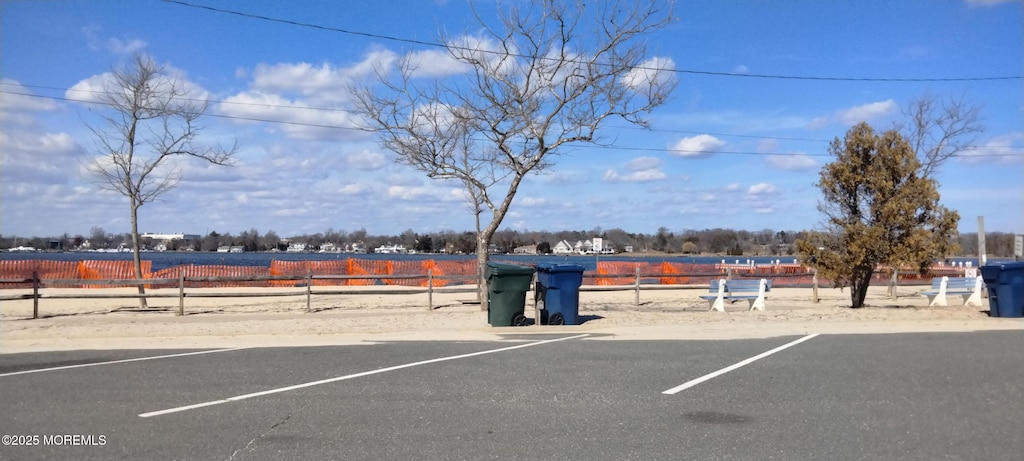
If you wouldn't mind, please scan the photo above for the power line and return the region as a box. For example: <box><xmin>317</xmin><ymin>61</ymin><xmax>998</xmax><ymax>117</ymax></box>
<box><xmin>3</xmin><ymin>88</ymin><xmax>1022</xmax><ymax>158</ymax></box>
<box><xmin>6</xmin><ymin>83</ymin><xmax>1021</xmax><ymax>151</ymax></box>
<box><xmin>163</xmin><ymin>0</ymin><xmax>1023</xmax><ymax>83</ymax></box>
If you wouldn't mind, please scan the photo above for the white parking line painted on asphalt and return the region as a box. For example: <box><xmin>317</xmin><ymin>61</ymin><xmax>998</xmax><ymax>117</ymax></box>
<box><xmin>139</xmin><ymin>334</ymin><xmax>591</xmax><ymax>418</ymax></box>
<box><xmin>0</xmin><ymin>348</ymin><xmax>247</xmax><ymax>377</ymax></box>
<box><xmin>662</xmin><ymin>333</ymin><xmax>820</xmax><ymax>395</ymax></box>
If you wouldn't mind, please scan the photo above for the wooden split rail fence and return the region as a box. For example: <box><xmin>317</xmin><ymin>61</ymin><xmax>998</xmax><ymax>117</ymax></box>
<box><xmin>0</xmin><ymin>259</ymin><xmax>965</xmax><ymax>319</ymax></box>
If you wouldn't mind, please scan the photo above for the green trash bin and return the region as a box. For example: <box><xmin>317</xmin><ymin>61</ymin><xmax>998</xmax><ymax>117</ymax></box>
<box><xmin>486</xmin><ymin>262</ymin><xmax>535</xmax><ymax>326</ymax></box>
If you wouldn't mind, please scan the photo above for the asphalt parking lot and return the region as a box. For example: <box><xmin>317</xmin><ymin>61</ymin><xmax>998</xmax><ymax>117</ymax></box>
<box><xmin>1</xmin><ymin>331</ymin><xmax>1022</xmax><ymax>460</ymax></box>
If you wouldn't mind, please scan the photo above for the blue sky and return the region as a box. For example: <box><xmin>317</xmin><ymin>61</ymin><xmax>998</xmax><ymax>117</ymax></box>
<box><xmin>1</xmin><ymin>0</ymin><xmax>1021</xmax><ymax>239</ymax></box>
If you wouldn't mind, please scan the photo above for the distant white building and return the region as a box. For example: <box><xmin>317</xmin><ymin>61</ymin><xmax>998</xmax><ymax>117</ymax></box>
<box><xmin>142</xmin><ymin>232</ymin><xmax>201</xmax><ymax>242</ymax></box>
<box><xmin>374</xmin><ymin>244</ymin><xmax>407</xmax><ymax>254</ymax></box>
<box><xmin>286</xmin><ymin>242</ymin><xmax>308</xmax><ymax>252</ymax></box>
<box><xmin>552</xmin><ymin>238</ymin><xmax>615</xmax><ymax>255</ymax></box>
<box><xmin>552</xmin><ymin>240</ymin><xmax>574</xmax><ymax>255</ymax></box>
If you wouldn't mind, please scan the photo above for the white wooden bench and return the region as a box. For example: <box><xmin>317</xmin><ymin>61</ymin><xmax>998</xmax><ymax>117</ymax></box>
<box><xmin>700</xmin><ymin>278</ymin><xmax>771</xmax><ymax>312</ymax></box>
<box><xmin>921</xmin><ymin>276</ymin><xmax>984</xmax><ymax>307</ymax></box>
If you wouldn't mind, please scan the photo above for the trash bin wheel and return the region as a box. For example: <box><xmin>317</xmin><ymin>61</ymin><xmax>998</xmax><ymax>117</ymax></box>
<box><xmin>549</xmin><ymin>312</ymin><xmax>564</xmax><ymax>325</ymax></box>
<box><xmin>512</xmin><ymin>314</ymin><xmax>529</xmax><ymax>326</ymax></box>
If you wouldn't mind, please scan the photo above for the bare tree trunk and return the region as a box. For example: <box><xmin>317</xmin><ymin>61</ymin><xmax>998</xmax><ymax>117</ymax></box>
<box><xmin>476</xmin><ymin>234</ymin><xmax>489</xmax><ymax>312</ymax></box>
<box><xmin>129</xmin><ymin>199</ymin><xmax>149</xmax><ymax>309</ymax></box>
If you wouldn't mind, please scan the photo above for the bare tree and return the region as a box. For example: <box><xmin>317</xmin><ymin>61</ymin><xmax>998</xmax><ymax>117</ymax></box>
<box><xmin>85</xmin><ymin>54</ymin><xmax>236</xmax><ymax>308</ymax></box>
<box><xmin>898</xmin><ymin>93</ymin><xmax>984</xmax><ymax>179</ymax></box>
<box><xmin>354</xmin><ymin>0</ymin><xmax>676</xmax><ymax>307</ymax></box>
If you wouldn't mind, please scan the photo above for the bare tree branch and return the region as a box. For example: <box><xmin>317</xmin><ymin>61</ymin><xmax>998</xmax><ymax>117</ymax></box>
<box><xmin>897</xmin><ymin>92</ymin><xmax>984</xmax><ymax>179</ymax></box>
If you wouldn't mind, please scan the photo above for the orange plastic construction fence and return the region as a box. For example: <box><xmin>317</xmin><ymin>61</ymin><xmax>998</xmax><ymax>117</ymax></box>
<box><xmin>79</xmin><ymin>260</ymin><xmax>151</xmax><ymax>288</ymax></box>
<box><xmin>1</xmin><ymin>258</ymin><xmax>969</xmax><ymax>291</ymax></box>
<box><xmin>594</xmin><ymin>261</ymin><xmax>646</xmax><ymax>285</ymax></box>
<box><xmin>151</xmin><ymin>265</ymin><xmax>273</xmax><ymax>288</ymax></box>
<box><xmin>0</xmin><ymin>260</ymin><xmax>80</xmax><ymax>288</ymax></box>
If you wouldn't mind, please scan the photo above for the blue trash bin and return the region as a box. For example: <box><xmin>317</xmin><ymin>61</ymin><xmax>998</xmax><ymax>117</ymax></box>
<box><xmin>535</xmin><ymin>263</ymin><xmax>586</xmax><ymax>325</ymax></box>
<box><xmin>980</xmin><ymin>262</ymin><xmax>1024</xmax><ymax>318</ymax></box>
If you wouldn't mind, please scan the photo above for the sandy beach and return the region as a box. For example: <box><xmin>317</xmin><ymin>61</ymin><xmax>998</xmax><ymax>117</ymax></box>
<box><xmin>1</xmin><ymin>284</ymin><xmax>1021</xmax><ymax>353</ymax></box>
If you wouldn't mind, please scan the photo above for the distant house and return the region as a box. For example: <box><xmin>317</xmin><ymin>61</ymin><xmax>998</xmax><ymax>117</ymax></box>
<box><xmin>319</xmin><ymin>242</ymin><xmax>339</xmax><ymax>253</ymax></box>
<box><xmin>513</xmin><ymin>244</ymin><xmax>537</xmax><ymax>255</ymax></box>
<box><xmin>374</xmin><ymin>243</ymin><xmax>407</xmax><ymax>254</ymax></box>
<box><xmin>141</xmin><ymin>232</ymin><xmax>201</xmax><ymax>242</ymax></box>
<box><xmin>217</xmin><ymin>245</ymin><xmax>245</xmax><ymax>253</ymax></box>
<box><xmin>551</xmin><ymin>238</ymin><xmax>616</xmax><ymax>255</ymax></box>
<box><xmin>552</xmin><ymin>240</ymin><xmax>574</xmax><ymax>255</ymax></box>
<box><xmin>286</xmin><ymin>242</ymin><xmax>308</xmax><ymax>252</ymax></box>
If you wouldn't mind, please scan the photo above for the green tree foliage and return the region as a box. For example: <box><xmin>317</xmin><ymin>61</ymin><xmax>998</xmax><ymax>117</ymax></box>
<box><xmin>797</xmin><ymin>122</ymin><xmax>960</xmax><ymax>308</ymax></box>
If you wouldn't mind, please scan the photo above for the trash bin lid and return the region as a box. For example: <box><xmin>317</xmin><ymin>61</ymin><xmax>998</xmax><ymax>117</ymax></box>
<box><xmin>981</xmin><ymin>262</ymin><xmax>1024</xmax><ymax>282</ymax></box>
<box><xmin>536</xmin><ymin>263</ymin><xmax>587</xmax><ymax>273</ymax></box>
<box><xmin>486</xmin><ymin>261</ymin><xmax>534</xmax><ymax>276</ymax></box>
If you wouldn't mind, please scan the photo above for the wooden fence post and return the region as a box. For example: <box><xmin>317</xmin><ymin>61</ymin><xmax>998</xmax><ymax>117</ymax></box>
<box><xmin>634</xmin><ymin>266</ymin><xmax>641</xmax><ymax>306</ymax></box>
<box><xmin>889</xmin><ymin>269</ymin><xmax>899</xmax><ymax>300</ymax></box>
<box><xmin>178</xmin><ymin>269</ymin><xmax>185</xmax><ymax>316</ymax></box>
<box><xmin>306</xmin><ymin>270</ymin><xmax>312</xmax><ymax>312</ymax></box>
<box><xmin>32</xmin><ymin>270</ymin><xmax>39</xmax><ymax>319</ymax></box>
<box><xmin>427</xmin><ymin>269</ymin><xmax>433</xmax><ymax>311</ymax></box>
<box><xmin>812</xmin><ymin>268</ymin><xmax>819</xmax><ymax>304</ymax></box>
<box><xmin>727</xmin><ymin>267</ymin><xmax>733</xmax><ymax>281</ymax></box>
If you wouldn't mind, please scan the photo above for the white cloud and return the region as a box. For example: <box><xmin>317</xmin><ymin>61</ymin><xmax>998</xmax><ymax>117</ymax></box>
<box><xmin>384</xmin><ymin>174</ymin><xmax>422</xmax><ymax>186</ymax></box>
<box><xmin>250</xmin><ymin>62</ymin><xmax>347</xmax><ymax>99</ymax></box>
<box><xmin>732</xmin><ymin>64</ymin><xmax>749</xmax><ymax>74</ymax></box>
<box><xmin>0</xmin><ymin>131</ymin><xmax>77</xmax><ymax>154</ymax></box>
<box><xmin>766</xmin><ymin>153</ymin><xmax>817</xmax><ymax>171</ymax></box>
<box><xmin>520</xmin><ymin>197</ymin><xmax>549</xmax><ymax>207</ymax></box>
<box><xmin>756</xmin><ymin>138</ymin><xmax>778</xmax><ymax>153</ymax></box>
<box><xmin>107</xmin><ymin>37</ymin><xmax>147</xmax><ymax>55</ymax></box>
<box><xmin>747</xmin><ymin>182</ymin><xmax>777</xmax><ymax>195</ymax></box>
<box><xmin>838</xmin><ymin>99</ymin><xmax>897</xmax><ymax>124</ymax></box>
<box><xmin>603</xmin><ymin>156</ymin><xmax>666</xmax><ymax>182</ymax></box>
<box><xmin>623</xmin><ymin>56</ymin><xmax>677</xmax><ymax>91</ymax></box>
<box><xmin>217</xmin><ymin>90</ymin><xmax>364</xmax><ymax>140</ymax></box>
<box><xmin>958</xmin><ymin>132</ymin><xmax>1024</xmax><ymax>164</ymax></box>
<box><xmin>67</xmin><ymin>63</ymin><xmax>210</xmax><ymax>107</ymax></box>
<box><xmin>671</xmin><ymin>134</ymin><xmax>726</xmax><ymax>158</ymax></box>
<box><xmin>620</xmin><ymin>169</ymin><xmax>666</xmax><ymax>182</ymax></box>
<box><xmin>346</xmin><ymin>149</ymin><xmax>388</xmax><ymax>170</ymax></box>
<box><xmin>0</xmin><ymin>79</ymin><xmax>62</xmax><ymax>112</ymax></box>
<box><xmin>626</xmin><ymin>156</ymin><xmax>661</xmax><ymax>171</ymax></box>
<box><xmin>339</xmin><ymin>183</ymin><xmax>371</xmax><ymax>195</ymax></box>
<box><xmin>389</xmin><ymin>185</ymin><xmax>430</xmax><ymax>200</ymax></box>
<box><xmin>726</xmin><ymin>183</ymin><xmax>741</xmax><ymax>191</ymax></box>
<box><xmin>806</xmin><ymin>116</ymin><xmax>830</xmax><ymax>130</ymax></box>
<box><xmin>406</xmin><ymin>49</ymin><xmax>467</xmax><ymax>77</ymax></box>
<box><xmin>80</xmin><ymin>25</ymin><xmax>146</xmax><ymax>55</ymax></box>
